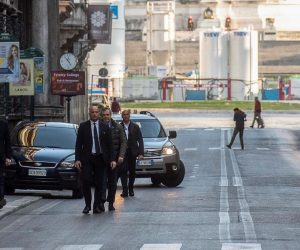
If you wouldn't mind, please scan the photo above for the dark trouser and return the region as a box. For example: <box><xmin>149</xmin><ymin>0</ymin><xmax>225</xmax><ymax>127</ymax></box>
<box><xmin>251</xmin><ymin>112</ymin><xmax>264</xmax><ymax>127</ymax></box>
<box><xmin>228</xmin><ymin>127</ymin><xmax>244</xmax><ymax>149</ymax></box>
<box><xmin>0</xmin><ymin>164</ymin><xmax>4</xmax><ymax>199</ymax></box>
<box><xmin>106</xmin><ymin>164</ymin><xmax>119</xmax><ymax>203</ymax></box>
<box><xmin>120</xmin><ymin>153</ymin><xmax>137</xmax><ymax>193</ymax></box>
<box><xmin>81</xmin><ymin>154</ymin><xmax>106</xmax><ymax>209</ymax></box>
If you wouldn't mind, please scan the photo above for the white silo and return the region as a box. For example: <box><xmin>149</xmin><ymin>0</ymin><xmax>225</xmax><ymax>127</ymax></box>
<box><xmin>199</xmin><ymin>30</ymin><xmax>228</xmax><ymax>100</ymax></box>
<box><xmin>88</xmin><ymin>0</ymin><xmax>125</xmax><ymax>98</ymax></box>
<box><xmin>229</xmin><ymin>29</ymin><xmax>258</xmax><ymax>100</ymax></box>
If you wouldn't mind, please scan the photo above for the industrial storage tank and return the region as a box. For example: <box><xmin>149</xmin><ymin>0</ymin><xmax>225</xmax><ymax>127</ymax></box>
<box><xmin>199</xmin><ymin>30</ymin><xmax>228</xmax><ymax>100</ymax></box>
<box><xmin>229</xmin><ymin>29</ymin><xmax>258</xmax><ymax>100</ymax></box>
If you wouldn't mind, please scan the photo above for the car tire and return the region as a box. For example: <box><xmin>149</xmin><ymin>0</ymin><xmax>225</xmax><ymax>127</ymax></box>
<box><xmin>162</xmin><ymin>160</ymin><xmax>185</xmax><ymax>187</ymax></box>
<box><xmin>151</xmin><ymin>177</ymin><xmax>162</xmax><ymax>186</ymax></box>
<box><xmin>4</xmin><ymin>185</ymin><xmax>15</xmax><ymax>195</ymax></box>
<box><xmin>72</xmin><ymin>187</ymin><xmax>83</xmax><ymax>199</ymax></box>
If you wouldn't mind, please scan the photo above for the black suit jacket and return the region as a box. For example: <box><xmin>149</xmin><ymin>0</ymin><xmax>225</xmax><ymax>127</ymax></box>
<box><xmin>121</xmin><ymin>121</ymin><xmax>144</xmax><ymax>157</ymax></box>
<box><xmin>0</xmin><ymin>120</ymin><xmax>12</xmax><ymax>164</ymax></box>
<box><xmin>75</xmin><ymin>120</ymin><xmax>116</xmax><ymax>165</ymax></box>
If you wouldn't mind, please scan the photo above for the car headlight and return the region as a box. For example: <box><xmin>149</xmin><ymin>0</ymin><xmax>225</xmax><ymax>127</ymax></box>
<box><xmin>4</xmin><ymin>158</ymin><xmax>17</xmax><ymax>167</ymax></box>
<box><xmin>58</xmin><ymin>155</ymin><xmax>75</xmax><ymax>170</ymax></box>
<box><xmin>161</xmin><ymin>141</ymin><xmax>176</xmax><ymax>155</ymax></box>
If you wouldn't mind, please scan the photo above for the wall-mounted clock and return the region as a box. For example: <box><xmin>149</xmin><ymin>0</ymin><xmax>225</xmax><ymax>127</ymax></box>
<box><xmin>60</xmin><ymin>53</ymin><xmax>78</xmax><ymax>70</ymax></box>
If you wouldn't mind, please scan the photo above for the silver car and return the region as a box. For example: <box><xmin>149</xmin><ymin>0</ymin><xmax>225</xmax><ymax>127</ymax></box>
<box><xmin>113</xmin><ymin>111</ymin><xmax>185</xmax><ymax>187</ymax></box>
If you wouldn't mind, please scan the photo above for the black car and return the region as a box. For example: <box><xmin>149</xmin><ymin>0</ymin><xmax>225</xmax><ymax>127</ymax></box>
<box><xmin>4</xmin><ymin>121</ymin><xmax>82</xmax><ymax>198</ymax></box>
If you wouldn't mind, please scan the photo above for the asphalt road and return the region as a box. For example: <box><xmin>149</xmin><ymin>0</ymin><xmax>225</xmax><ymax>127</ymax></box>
<box><xmin>0</xmin><ymin>111</ymin><xmax>300</xmax><ymax>250</ymax></box>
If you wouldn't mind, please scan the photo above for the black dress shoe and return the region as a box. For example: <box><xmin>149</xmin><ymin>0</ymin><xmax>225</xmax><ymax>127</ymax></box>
<box><xmin>0</xmin><ymin>198</ymin><xmax>6</xmax><ymax>209</ymax></box>
<box><xmin>129</xmin><ymin>190</ymin><xmax>134</xmax><ymax>196</ymax></box>
<box><xmin>108</xmin><ymin>203</ymin><xmax>115</xmax><ymax>211</ymax></box>
<box><xmin>99</xmin><ymin>203</ymin><xmax>105</xmax><ymax>212</ymax></box>
<box><xmin>120</xmin><ymin>192</ymin><xmax>128</xmax><ymax>197</ymax></box>
<box><xmin>226</xmin><ymin>145</ymin><xmax>231</xmax><ymax>149</ymax></box>
<box><xmin>82</xmin><ymin>206</ymin><xmax>91</xmax><ymax>214</ymax></box>
<box><xmin>93</xmin><ymin>207</ymin><xmax>102</xmax><ymax>214</ymax></box>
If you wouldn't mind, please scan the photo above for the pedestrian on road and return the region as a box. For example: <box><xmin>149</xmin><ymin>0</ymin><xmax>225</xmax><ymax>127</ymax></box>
<box><xmin>101</xmin><ymin>107</ymin><xmax>127</xmax><ymax>211</ymax></box>
<box><xmin>0</xmin><ymin>119</ymin><xmax>12</xmax><ymax>209</ymax></box>
<box><xmin>227</xmin><ymin>107</ymin><xmax>247</xmax><ymax>150</ymax></box>
<box><xmin>75</xmin><ymin>105</ymin><xmax>116</xmax><ymax>214</ymax></box>
<box><xmin>250</xmin><ymin>97</ymin><xmax>264</xmax><ymax>128</ymax></box>
<box><xmin>111</xmin><ymin>97</ymin><xmax>121</xmax><ymax>114</ymax></box>
<box><xmin>120</xmin><ymin>109</ymin><xmax>144</xmax><ymax>197</ymax></box>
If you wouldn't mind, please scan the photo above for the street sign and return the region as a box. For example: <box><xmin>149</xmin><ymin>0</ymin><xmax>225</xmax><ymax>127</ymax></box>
<box><xmin>99</xmin><ymin>67</ymin><xmax>108</xmax><ymax>77</ymax></box>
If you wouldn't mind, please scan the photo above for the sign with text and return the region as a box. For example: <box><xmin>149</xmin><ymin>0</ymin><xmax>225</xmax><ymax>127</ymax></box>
<box><xmin>51</xmin><ymin>71</ymin><xmax>85</xmax><ymax>96</ymax></box>
<box><xmin>88</xmin><ymin>5</ymin><xmax>112</xmax><ymax>44</ymax></box>
<box><xmin>9</xmin><ymin>58</ymin><xmax>34</xmax><ymax>96</ymax></box>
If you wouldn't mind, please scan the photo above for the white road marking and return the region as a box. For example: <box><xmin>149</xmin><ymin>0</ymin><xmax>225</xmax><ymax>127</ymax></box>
<box><xmin>256</xmin><ymin>147</ymin><xmax>270</xmax><ymax>150</ymax></box>
<box><xmin>204</xmin><ymin>128</ymin><xmax>215</xmax><ymax>131</ymax></box>
<box><xmin>228</xmin><ymin>129</ymin><xmax>257</xmax><ymax>242</ymax></box>
<box><xmin>140</xmin><ymin>244</ymin><xmax>182</xmax><ymax>250</ymax></box>
<box><xmin>222</xmin><ymin>243</ymin><xmax>262</xmax><ymax>250</ymax></box>
<box><xmin>184</xmin><ymin>148</ymin><xmax>197</xmax><ymax>151</ymax></box>
<box><xmin>194</xmin><ymin>164</ymin><xmax>199</xmax><ymax>167</ymax></box>
<box><xmin>189</xmin><ymin>175</ymin><xmax>196</xmax><ymax>178</ymax></box>
<box><xmin>209</xmin><ymin>147</ymin><xmax>222</xmax><ymax>150</ymax></box>
<box><xmin>0</xmin><ymin>248</ymin><xmax>23</xmax><ymax>250</ymax></box>
<box><xmin>232</xmin><ymin>177</ymin><xmax>243</xmax><ymax>187</ymax></box>
<box><xmin>55</xmin><ymin>245</ymin><xmax>103</xmax><ymax>250</ymax></box>
<box><xmin>219</xmin><ymin>129</ymin><xmax>231</xmax><ymax>242</ymax></box>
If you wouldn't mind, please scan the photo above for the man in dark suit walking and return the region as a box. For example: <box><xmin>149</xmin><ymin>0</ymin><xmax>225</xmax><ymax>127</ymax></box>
<box><xmin>120</xmin><ymin>109</ymin><xmax>144</xmax><ymax>197</ymax></box>
<box><xmin>227</xmin><ymin>107</ymin><xmax>247</xmax><ymax>150</ymax></box>
<box><xmin>0</xmin><ymin>119</ymin><xmax>12</xmax><ymax>209</ymax></box>
<box><xmin>75</xmin><ymin>105</ymin><xmax>116</xmax><ymax>214</ymax></box>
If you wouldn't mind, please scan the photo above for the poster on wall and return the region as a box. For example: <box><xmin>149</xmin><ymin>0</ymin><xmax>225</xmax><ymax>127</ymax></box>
<box><xmin>9</xmin><ymin>58</ymin><xmax>34</xmax><ymax>96</ymax></box>
<box><xmin>34</xmin><ymin>57</ymin><xmax>44</xmax><ymax>93</ymax></box>
<box><xmin>88</xmin><ymin>5</ymin><xmax>112</xmax><ymax>44</ymax></box>
<box><xmin>0</xmin><ymin>40</ymin><xmax>20</xmax><ymax>83</ymax></box>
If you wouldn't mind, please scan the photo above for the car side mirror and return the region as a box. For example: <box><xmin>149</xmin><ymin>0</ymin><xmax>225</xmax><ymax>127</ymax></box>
<box><xmin>168</xmin><ymin>130</ymin><xmax>177</xmax><ymax>139</ymax></box>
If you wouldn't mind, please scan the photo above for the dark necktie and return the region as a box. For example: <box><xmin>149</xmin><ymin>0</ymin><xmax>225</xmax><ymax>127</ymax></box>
<box><xmin>93</xmin><ymin>122</ymin><xmax>101</xmax><ymax>154</ymax></box>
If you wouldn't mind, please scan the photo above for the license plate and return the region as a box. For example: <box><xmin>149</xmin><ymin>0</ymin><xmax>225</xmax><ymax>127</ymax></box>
<box><xmin>137</xmin><ymin>160</ymin><xmax>153</xmax><ymax>167</ymax></box>
<box><xmin>28</xmin><ymin>169</ymin><xmax>47</xmax><ymax>177</ymax></box>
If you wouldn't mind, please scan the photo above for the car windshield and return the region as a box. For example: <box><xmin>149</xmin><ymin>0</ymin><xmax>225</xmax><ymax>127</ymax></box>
<box><xmin>12</xmin><ymin>125</ymin><xmax>77</xmax><ymax>149</ymax></box>
<box><xmin>118</xmin><ymin>119</ymin><xmax>166</xmax><ymax>138</ymax></box>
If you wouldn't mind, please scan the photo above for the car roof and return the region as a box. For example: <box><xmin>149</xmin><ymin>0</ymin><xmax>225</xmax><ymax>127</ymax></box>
<box><xmin>16</xmin><ymin>121</ymin><xmax>78</xmax><ymax>128</ymax></box>
<box><xmin>112</xmin><ymin>113</ymin><xmax>157</xmax><ymax>121</ymax></box>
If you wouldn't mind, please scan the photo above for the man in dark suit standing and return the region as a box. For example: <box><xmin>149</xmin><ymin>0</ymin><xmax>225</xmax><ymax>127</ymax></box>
<box><xmin>75</xmin><ymin>105</ymin><xmax>116</xmax><ymax>214</ymax></box>
<box><xmin>0</xmin><ymin>119</ymin><xmax>12</xmax><ymax>209</ymax></box>
<box><xmin>120</xmin><ymin>109</ymin><xmax>144</xmax><ymax>197</ymax></box>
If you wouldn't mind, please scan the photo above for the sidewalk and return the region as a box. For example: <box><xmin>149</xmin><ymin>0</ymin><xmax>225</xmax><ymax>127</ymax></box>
<box><xmin>0</xmin><ymin>195</ymin><xmax>42</xmax><ymax>220</ymax></box>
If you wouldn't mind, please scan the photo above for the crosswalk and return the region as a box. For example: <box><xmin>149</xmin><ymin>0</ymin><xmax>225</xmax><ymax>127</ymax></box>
<box><xmin>0</xmin><ymin>243</ymin><xmax>263</xmax><ymax>250</ymax></box>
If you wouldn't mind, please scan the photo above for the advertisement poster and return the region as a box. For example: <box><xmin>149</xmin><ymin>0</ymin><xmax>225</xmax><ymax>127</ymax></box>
<box><xmin>9</xmin><ymin>58</ymin><xmax>34</xmax><ymax>96</ymax></box>
<box><xmin>88</xmin><ymin>5</ymin><xmax>112</xmax><ymax>44</ymax></box>
<box><xmin>34</xmin><ymin>57</ymin><xmax>44</xmax><ymax>93</ymax></box>
<box><xmin>51</xmin><ymin>71</ymin><xmax>85</xmax><ymax>96</ymax></box>
<box><xmin>0</xmin><ymin>41</ymin><xmax>20</xmax><ymax>83</ymax></box>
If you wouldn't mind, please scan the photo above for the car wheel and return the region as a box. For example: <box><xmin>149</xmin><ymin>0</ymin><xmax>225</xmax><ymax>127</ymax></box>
<box><xmin>4</xmin><ymin>185</ymin><xmax>15</xmax><ymax>195</ymax></box>
<box><xmin>162</xmin><ymin>160</ymin><xmax>185</xmax><ymax>187</ymax></box>
<box><xmin>151</xmin><ymin>177</ymin><xmax>162</xmax><ymax>186</ymax></box>
<box><xmin>72</xmin><ymin>187</ymin><xmax>83</xmax><ymax>199</ymax></box>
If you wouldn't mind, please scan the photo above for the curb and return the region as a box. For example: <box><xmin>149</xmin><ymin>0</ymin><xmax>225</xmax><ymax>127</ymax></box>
<box><xmin>0</xmin><ymin>196</ymin><xmax>42</xmax><ymax>220</ymax></box>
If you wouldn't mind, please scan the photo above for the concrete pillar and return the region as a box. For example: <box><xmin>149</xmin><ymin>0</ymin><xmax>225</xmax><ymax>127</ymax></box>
<box><xmin>31</xmin><ymin>0</ymin><xmax>60</xmax><ymax>107</ymax></box>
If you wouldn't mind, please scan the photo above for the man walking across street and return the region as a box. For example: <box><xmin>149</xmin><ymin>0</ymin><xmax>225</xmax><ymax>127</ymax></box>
<box><xmin>111</xmin><ymin>97</ymin><xmax>121</xmax><ymax>114</ymax></box>
<box><xmin>0</xmin><ymin>119</ymin><xmax>12</xmax><ymax>209</ymax></box>
<box><xmin>75</xmin><ymin>105</ymin><xmax>116</xmax><ymax>214</ymax></box>
<box><xmin>101</xmin><ymin>107</ymin><xmax>127</xmax><ymax>211</ymax></box>
<box><xmin>250</xmin><ymin>97</ymin><xmax>264</xmax><ymax>128</ymax></box>
<box><xmin>227</xmin><ymin>107</ymin><xmax>247</xmax><ymax>150</ymax></box>
<box><xmin>120</xmin><ymin>109</ymin><xmax>144</xmax><ymax>197</ymax></box>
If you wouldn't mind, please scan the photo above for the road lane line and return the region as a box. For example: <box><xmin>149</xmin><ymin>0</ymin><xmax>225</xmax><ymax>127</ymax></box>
<box><xmin>227</xmin><ymin>130</ymin><xmax>257</xmax><ymax>242</ymax></box>
<box><xmin>55</xmin><ymin>245</ymin><xmax>103</xmax><ymax>250</ymax></box>
<box><xmin>222</xmin><ymin>243</ymin><xmax>262</xmax><ymax>250</ymax></box>
<box><xmin>184</xmin><ymin>148</ymin><xmax>197</xmax><ymax>151</ymax></box>
<box><xmin>219</xmin><ymin>129</ymin><xmax>231</xmax><ymax>242</ymax></box>
<box><xmin>140</xmin><ymin>244</ymin><xmax>182</xmax><ymax>250</ymax></box>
